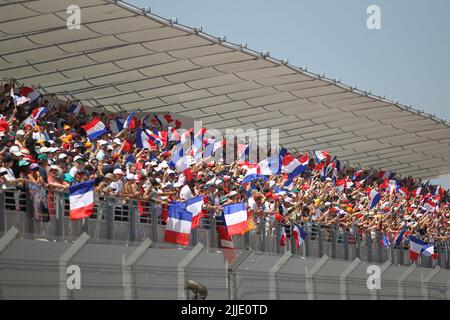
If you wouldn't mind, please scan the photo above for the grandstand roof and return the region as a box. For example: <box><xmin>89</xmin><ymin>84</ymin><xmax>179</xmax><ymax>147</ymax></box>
<box><xmin>1</xmin><ymin>0</ymin><xmax>450</xmax><ymax>179</ymax></box>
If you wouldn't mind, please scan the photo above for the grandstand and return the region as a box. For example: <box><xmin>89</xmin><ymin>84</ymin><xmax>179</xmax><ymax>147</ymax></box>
<box><xmin>1</xmin><ymin>0</ymin><xmax>450</xmax><ymax>300</ymax></box>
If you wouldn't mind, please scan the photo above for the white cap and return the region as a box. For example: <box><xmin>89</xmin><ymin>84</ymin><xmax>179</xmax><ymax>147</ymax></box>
<box><xmin>107</xmin><ymin>145</ymin><xmax>114</xmax><ymax>150</ymax></box>
<box><xmin>285</xmin><ymin>197</ymin><xmax>294</xmax><ymax>203</ymax></box>
<box><xmin>155</xmin><ymin>178</ymin><xmax>162</xmax><ymax>184</ymax></box>
<box><xmin>10</xmin><ymin>145</ymin><xmax>21</xmax><ymax>157</ymax></box>
<box><xmin>58</xmin><ymin>153</ymin><xmax>67</xmax><ymax>159</ymax></box>
<box><xmin>215</xmin><ymin>179</ymin><xmax>223</xmax><ymax>185</ymax></box>
<box><xmin>126</xmin><ymin>173</ymin><xmax>136</xmax><ymax>180</ymax></box>
<box><xmin>40</xmin><ymin>147</ymin><xmax>49</xmax><ymax>153</ymax></box>
<box><xmin>228</xmin><ymin>191</ymin><xmax>238</xmax><ymax>197</ymax></box>
<box><xmin>150</xmin><ymin>161</ymin><xmax>158</xmax><ymax>166</ymax></box>
<box><xmin>73</xmin><ymin>155</ymin><xmax>82</xmax><ymax>161</ymax></box>
<box><xmin>113</xmin><ymin>168</ymin><xmax>125</xmax><ymax>175</ymax></box>
<box><xmin>113</xmin><ymin>138</ymin><xmax>121</xmax><ymax>145</ymax></box>
<box><xmin>173</xmin><ymin>182</ymin><xmax>183</xmax><ymax>188</ymax></box>
<box><xmin>160</xmin><ymin>161</ymin><xmax>168</xmax><ymax>168</ymax></box>
<box><xmin>326</xmin><ymin>177</ymin><xmax>332</xmax><ymax>181</ymax></box>
<box><xmin>166</xmin><ymin>169</ymin><xmax>175</xmax><ymax>174</ymax></box>
<box><xmin>16</xmin><ymin>130</ymin><xmax>25</xmax><ymax>136</ymax></box>
<box><xmin>98</xmin><ymin>140</ymin><xmax>107</xmax><ymax>146</ymax></box>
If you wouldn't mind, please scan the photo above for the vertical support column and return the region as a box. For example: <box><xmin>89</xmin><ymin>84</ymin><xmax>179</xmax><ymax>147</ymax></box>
<box><xmin>355</xmin><ymin>227</ymin><xmax>361</xmax><ymax>259</ymax></box>
<box><xmin>129</xmin><ymin>200</ymin><xmax>136</xmax><ymax>242</ymax></box>
<box><xmin>59</xmin><ymin>232</ymin><xmax>90</xmax><ymax>300</ymax></box>
<box><xmin>0</xmin><ymin>190</ymin><xmax>5</xmax><ymax>234</ymax></box>
<box><xmin>318</xmin><ymin>226</ymin><xmax>324</xmax><ymax>257</ymax></box>
<box><xmin>275</xmin><ymin>221</ymin><xmax>281</xmax><ymax>254</ymax></box>
<box><xmin>305</xmin><ymin>224</ymin><xmax>310</xmax><ymax>257</ymax></box>
<box><xmin>399</xmin><ymin>243</ymin><xmax>405</xmax><ymax>266</ymax></box>
<box><xmin>268</xmin><ymin>251</ymin><xmax>291</xmax><ymax>300</ymax></box>
<box><xmin>177</xmin><ymin>243</ymin><xmax>204</xmax><ymax>300</ymax></box>
<box><xmin>340</xmin><ymin>258</ymin><xmax>361</xmax><ymax>300</ymax></box>
<box><xmin>377</xmin><ymin>232</ymin><xmax>384</xmax><ymax>263</ymax></box>
<box><xmin>398</xmin><ymin>263</ymin><xmax>417</xmax><ymax>300</ymax></box>
<box><xmin>390</xmin><ymin>243</ymin><xmax>395</xmax><ymax>265</ymax></box>
<box><xmin>344</xmin><ymin>230</ymin><xmax>349</xmax><ymax>260</ymax></box>
<box><xmin>331</xmin><ymin>227</ymin><xmax>337</xmax><ymax>259</ymax></box>
<box><xmin>54</xmin><ymin>192</ymin><xmax>63</xmax><ymax>241</ymax></box>
<box><xmin>0</xmin><ymin>226</ymin><xmax>19</xmax><ymax>254</ymax></box>
<box><xmin>306</xmin><ymin>255</ymin><xmax>328</xmax><ymax>300</ymax></box>
<box><xmin>209</xmin><ymin>211</ymin><xmax>216</xmax><ymax>249</ymax></box>
<box><xmin>367</xmin><ymin>232</ymin><xmax>373</xmax><ymax>263</ymax></box>
<box><xmin>123</xmin><ymin>238</ymin><xmax>152</xmax><ymax>300</ymax></box>
<box><xmin>26</xmin><ymin>189</ymin><xmax>35</xmax><ymax>237</ymax></box>
<box><xmin>106</xmin><ymin>198</ymin><xmax>114</xmax><ymax>240</ymax></box>
<box><xmin>421</xmin><ymin>266</ymin><xmax>441</xmax><ymax>300</ymax></box>
<box><xmin>151</xmin><ymin>201</ymin><xmax>158</xmax><ymax>247</ymax></box>
<box><xmin>190</xmin><ymin>227</ymin><xmax>198</xmax><ymax>246</ymax></box>
<box><xmin>260</xmin><ymin>219</ymin><xmax>266</xmax><ymax>253</ymax></box>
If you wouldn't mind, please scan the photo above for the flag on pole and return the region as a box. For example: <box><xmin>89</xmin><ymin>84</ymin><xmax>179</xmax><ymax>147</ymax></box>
<box><xmin>109</xmin><ymin>117</ymin><xmax>124</xmax><ymax>134</ymax></box>
<box><xmin>280</xmin><ymin>225</ymin><xmax>287</xmax><ymax>247</ymax></box>
<box><xmin>409</xmin><ymin>236</ymin><xmax>424</xmax><ymax>261</ymax></box>
<box><xmin>68</xmin><ymin>101</ymin><xmax>85</xmax><ymax>114</ymax></box>
<box><xmin>31</xmin><ymin>106</ymin><xmax>48</xmax><ymax>120</ymax></box>
<box><xmin>19</xmin><ymin>86</ymin><xmax>41</xmax><ymax>103</ymax></box>
<box><xmin>123</xmin><ymin>111</ymin><xmax>135</xmax><ymax>129</ymax></box>
<box><xmin>69</xmin><ymin>180</ymin><xmax>95</xmax><ymax>220</ymax></box>
<box><xmin>10</xmin><ymin>88</ymin><xmax>30</xmax><ymax>106</ymax></box>
<box><xmin>369</xmin><ymin>189</ymin><xmax>381</xmax><ymax>209</ymax></box>
<box><xmin>217</xmin><ymin>225</ymin><xmax>236</xmax><ymax>264</ymax></box>
<box><xmin>292</xmin><ymin>223</ymin><xmax>307</xmax><ymax>250</ymax></box>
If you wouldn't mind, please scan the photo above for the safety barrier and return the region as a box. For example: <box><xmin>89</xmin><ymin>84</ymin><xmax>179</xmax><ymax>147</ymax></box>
<box><xmin>0</xmin><ymin>188</ymin><xmax>448</xmax><ymax>269</ymax></box>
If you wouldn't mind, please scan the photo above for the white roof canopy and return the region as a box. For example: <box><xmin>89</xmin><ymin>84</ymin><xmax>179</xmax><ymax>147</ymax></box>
<box><xmin>1</xmin><ymin>0</ymin><xmax>450</xmax><ymax>179</ymax></box>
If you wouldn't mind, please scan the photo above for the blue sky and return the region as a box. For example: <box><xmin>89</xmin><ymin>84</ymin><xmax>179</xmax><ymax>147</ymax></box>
<box><xmin>130</xmin><ymin>0</ymin><xmax>450</xmax><ymax>187</ymax></box>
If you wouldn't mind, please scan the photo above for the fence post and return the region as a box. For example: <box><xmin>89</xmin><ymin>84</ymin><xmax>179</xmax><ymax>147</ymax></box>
<box><xmin>26</xmin><ymin>188</ymin><xmax>35</xmax><ymax>238</ymax></box>
<box><xmin>275</xmin><ymin>221</ymin><xmax>281</xmax><ymax>254</ymax></box>
<box><xmin>355</xmin><ymin>227</ymin><xmax>361</xmax><ymax>259</ymax></box>
<box><xmin>129</xmin><ymin>200</ymin><xmax>136</xmax><ymax>242</ymax></box>
<box><xmin>377</xmin><ymin>232</ymin><xmax>384</xmax><ymax>263</ymax></box>
<box><xmin>55</xmin><ymin>192</ymin><xmax>63</xmax><ymax>241</ymax></box>
<box><xmin>367</xmin><ymin>232</ymin><xmax>373</xmax><ymax>263</ymax></box>
<box><xmin>106</xmin><ymin>198</ymin><xmax>114</xmax><ymax>240</ymax></box>
<box><xmin>344</xmin><ymin>229</ymin><xmax>349</xmax><ymax>260</ymax></box>
<box><xmin>260</xmin><ymin>219</ymin><xmax>266</xmax><ymax>253</ymax></box>
<box><xmin>305</xmin><ymin>223</ymin><xmax>310</xmax><ymax>257</ymax></box>
<box><xmin>331</xmin><ymin>227</ymin><xmax>337</xmax><ymax>259</ymax></box>
<box><xmin>399</xmin><ymin>243</ymin><xmax>405</xmax><ymax>266</ymax></box>
<box><xmin>209</xmin><ymin>211</ymin><xmax>216</xmax><ymax>249</ymax></box>
<box><xmin>318</xmin><ymin>226</ymin><xmax>324</xmax><ymax>257</ymax></box>
<box><xmin>0</xmin><ymin>190</ymin><xmax>5</xmax><ymax>234</ymax></box>
<box><xmin>151</xmin><ymin>201</ymin><xmax>158</xmax><ymax>247</ymax></box>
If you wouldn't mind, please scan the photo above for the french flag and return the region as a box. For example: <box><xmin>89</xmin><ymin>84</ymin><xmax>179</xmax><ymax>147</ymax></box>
<box><xmin>292</xmin><ymin>223</ymin><xmax>307</xmax><ymax>250</ymax></box>
<box><xmin>412</xmin><ymin>187</ymin><xmax>422</xmax><ymax>197</ymax></box>
<box><xmin>31</xmin><ymin>106</ymin><xmax>48</xmax><ymax>120</ymax></box>
<box><xmin>422</xmin><ymin>244</ymin><xmax>438</xmax><ymax>260</ymax></box>
<box><xmin>283</xmin><ymin>153</ymin><xmax>309</xmax><ymax>182</ymax></box>
<box><xmin>82</xmin><ymin>117</ymin><xmax>107</xmax><ymax>141</ymax></box>
<box><xmin>378</xmin><ymin>171</ymin><xmax>395</xmax><ymax>180</ymax></box>
<box><xmin>69</xmin><ymin>180</ymin><xmax>95</xmax><ymax>220</ymax></box>
<box><xmin>280</xmin><ymin>225</ymin><xmax>287</xmax><ymax>247</ymax></box>
<box><xmin>237</xmin><ymin>144</ymin><xmax>249</xmax><ymax>162</ymax></box>
<box><xmin>136</xmin><ymin>128</ymin><xmax>156</xmax><ymax>150</ymax></box>
<box><xmin>352</xmin><ymin>170</ymin><xmax>364</xmax><ymax>180</ymax></box>
<box><xmin>168</xmin><ymin>127</ymin><xmax>181</xmax><ymax>142</ymax></box>
<box><xmin>170</xmin><ymin>142</ymin><xmax>184</xmax><ymax>166</ymax></box>
<box><xmin>202</xmin><ymin>138</ymin><xmax>215</xmax><ymax>158</ymax></box>
<box><xmin>395</xmin><ymin>229</ymin><xmax>409</xmax><ymax>245</ymax></box>
<box><xmin>68</xmin><ymin>101</ymin><xmax>85</xmax><ymax>114</ymax></box>
<box><xmin>109</xmin><ymin>117</ymin><xmax>124</xmax><ymax>134</ymax></box>
<box><xmin>409</xmin><ymin>237</ymin><xmax>424</xmax><ymax>261</ymax></box>
<box><xmin>381</xmin><ymin>234</ymin><xmax>391</xmax><ymax>248</ymax></box>
<box><xmin>241</xmin><ymin>164</ymin><xmax>268</xmax><ymax>184</ymax></box>
<box><xmin>186</xmin><ymin>196</ymin><xmax>203</xmax><ymax>229</ymax></box>
<box><xmin>123</xmin><ymin>111</ymin><xmax>135</xmax><ymax>129</ymax></box>
<box><xmin>223</xmin><ymin>202</ymin><xmax>249</xmax><ymax>236</ymax></box>
<box><xmin>192</xmin><ymin>128</ymin><xmax>206</xmax><ymax>160</ymax></box>
<box><xmin>165</xmin><ymin>202</ymin><xmax>192</xmax><ymax>246</ymax></box>
<box><xmin>175</xmin><ymin>155</ymin><xmax>194</xmax><ymax>181</ymax></box>
<box><xmin>217</xmin><ymin>225</ymin><xmax>236</xmax><ymax>264</ymax></box>
<box><xmin>19</xmin><ymin>86</ymin><xmax>41</xmax><ymax>104</ymax></box>
<box><xmin>313</xmin><ymin>150</ymin><xmax>330</xmax><ymax>164</ymax></box>
<box><xmin>369</xmin><ymin>189</ymin><xmax>381</xmax><ymax>209</ymax></box>
<box><xmin>10</xmin><ymin>88</ymin><xmax>30</xmax><ymax>106</ymax></box>
<box><xmin>259</xmin><ymin>153</ymin><xmax>281</xmax><ymax>175</ymax></box>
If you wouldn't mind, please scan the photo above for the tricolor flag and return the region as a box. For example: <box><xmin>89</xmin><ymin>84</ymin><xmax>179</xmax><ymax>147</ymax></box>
<box><xmin>395</xmin><ymin>229</ymin><xmax>409</xmax><ymax>245</ymax></box>
<box><xmin>409</xmin><ymin>236</ymin><xmax>424</xmax><ymax>261</ymax></box>
<box><xmin>258</xmin><ymin>152</ymin><xmax>282</xmax><ymax>176</ymax></box>
<box><xmin>69</xmin><ymin>180</ymin><xmax>95</xmax><ymax>220</ymax></box>
<box><xmin>136</xmin><ymin>128</ymin><xmax>156</xmax><ymax>150</ymax></box>
<box><xmin>292</xmin><ymin>223</ymin><xmax>307</xmax><ymax>250</ymax></box>
<box><xmin>241</xmin><ymin>164</ymin><xmax>268</xmax><ymax>184</ymax></box>
<box><xmin>186</xmin><ymin>196</ymin><xmax>204</xmax><ymax>229</ymax></box>
<box><xmin>283</xmin><ymin>153</ymin><xmax>309</xmax><ymax>183</ymax></box>
<box><xmin>280</xmin><ymin>225</ymin><xmax>287</xmax><ymax>247</ymax></box>
<box><xmin>82</xmin><ymin>117</ymin><xmax>107</xmax><ymax>141</ymax></box>
<box><xmin>237</xmin><ymin>144</ymin><xmax>249</xmax><ymax>162</ymax></box>
<box><xmin>369</xmin><ymin>189</ymin><xmax>381</xmax><ymax>209</ymax></box>
<box><xmin>68</xmin><ymin>101</ymin><xmax>85</xmax><ymax>114</ymax></box>
<box><xmin>10</xmin><ymin>88</ymin><xmax>30</xmax><ymax>106</ymax></box>
<box><xmin>412</xmin><ymin>187</ymin><xmax>422</xmax><ymax>198</ymax></box>
<box><xmin>165</xmin><ymin>202</ymin><xmax>192</xmax><ymax>246</ymax></box>
<box><xmin>192</xmin><ymin>128</ymin><xmax>206</xmax><ymax>161</ymax></box>
<box><xmin>123</xmin><ymin>111</ymin><xmax>135</xmax><ymax>129</ymax></box>
<box><xmin>19</xmin><ymin>86</ymin><xmax>41</xmax><ymax>104</ymax></box>
<box><xmin>216</xmin><ymin>225</ymin><xmax>236</xmax><ymax>264</ymax></box>
<box><xmin>222</xmin><ymin>202</ymin><xmax>248</xmax><ymax>236</ymax></box>
<box><xmin>381</xmin><ymin>234</ymin><xmax>391</xmax><ymax>248</ymax></box>
<box><xmin>378</xmin><ymin>171</ymin><xmax>395</xmax><ymax>180</ymax></box>
<box><xmin>422</xmin><ymin>244</ymin><xmax>438</xmax><ymax>260</ymax></box>
<box><xmin>31</xmin><ymin>106</ymin><xmax>48</xmax><ymax>120</ymax></box>
<box><xmin>109</xmin><ymin>117</ymin><xmax>124</xmax><ymax>134</ymax></box>
<box><xmin>313</xmin><ymin>150</ymin><xmax>330</xmax><ymax>164</ymax></box>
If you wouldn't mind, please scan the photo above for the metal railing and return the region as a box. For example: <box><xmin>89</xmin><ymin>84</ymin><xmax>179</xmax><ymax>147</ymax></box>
<box><xmin>0</xmin><ymin>188</ymin><xmax>448</xmax><ymax>269</ymax></box>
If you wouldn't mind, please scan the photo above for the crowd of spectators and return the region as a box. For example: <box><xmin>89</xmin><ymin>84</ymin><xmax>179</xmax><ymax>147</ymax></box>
<box><xmin>1</xmin><ymin>80</ymin><xmax>449</xmax><ymax>245</ymax></box>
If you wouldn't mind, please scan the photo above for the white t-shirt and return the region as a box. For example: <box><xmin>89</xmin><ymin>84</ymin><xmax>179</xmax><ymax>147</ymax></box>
<box><xmin>109</xmin><ymin>180</ymin><xmax>124</xmax><ymax>194</ymax></box>
<box><xmin>69</xmin><ymin>166</ymin><xmax>78</xmax><ymax>178</ymax></box>
<box><xmin>0</xmin><ymin>167</ymin><xmax>16</xmax><ymax>189</ymax></box>
<box><xmin>180</xmin><ymin>185</ymin><xmax>193</xmax><ymax>200</ymax></box>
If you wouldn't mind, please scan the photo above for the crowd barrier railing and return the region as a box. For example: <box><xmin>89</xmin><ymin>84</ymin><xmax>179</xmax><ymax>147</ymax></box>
<box><xmin>0</xmin><ymin>187</ymin><xmax>448</xmax><ymax>269</ymax></box>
